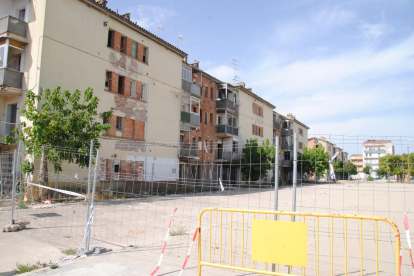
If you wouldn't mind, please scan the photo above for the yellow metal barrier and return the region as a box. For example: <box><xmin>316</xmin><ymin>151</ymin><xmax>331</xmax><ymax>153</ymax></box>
<box><xmin>197</xmin><ymin>208</ymin><xmax>401</xmax><ymax>276</ymax></box>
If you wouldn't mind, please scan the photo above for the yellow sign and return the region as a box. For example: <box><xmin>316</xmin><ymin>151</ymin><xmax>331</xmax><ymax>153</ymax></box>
<box><xmin>252</xmin><ymin>219</ymin><xmax>307</xmax><ymax>267</ymax></box>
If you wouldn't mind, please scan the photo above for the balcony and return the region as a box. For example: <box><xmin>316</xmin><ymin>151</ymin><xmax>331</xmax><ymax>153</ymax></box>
<box><xmin>216</xmin><ymin>99</ymin><xmax>239</xmax><ymax>113</ymax></box>
<box><xmin>181</xmin><ymin>79</ymin><xmax>201</xmax><ymax>97</ymax></box>
<box><xmin>281</xmin><ymin>160</ymin><xmax>292</xmax><ymax>167</ymax></box>
<box><xmin>281</xmin><ymin>144</ymin><xmax>293</xmax><ymax>151</ymax></box>
<box><xmin>0</xmin><ymin>121</ymin><xmax>18</xmax><ymax>139</ymax></box>
<box><xmin>0</xmin><ymin>16</ymin><xmax>28</xmax><ymax>42</ymax></box>
<box><xmin>179</xmin><ymin>143</ymin><xmax>199</xmax><ymax>159</ymax></box>
<box><xmin>0</xmin><ymin>68</ymin><xmax>23</xmax><ymax>91</ymax></box>
<box><xmin>281</xmin><ymin>128</ymin><xmax>293</xmax><ymax>136</ymax></box>
<box><xmin>180</xmin><ymin>111</ymin><xmax>200</xmax><ymax>127</ymax></box>
<box><xmin>273</xmin><ymin>121</ymin><xmax>280</xmax><ymax>129</ymax></box>
<box><xmin>216</xmin><ymin>150</ymin><xmax>240</xmax><ymax>161</ymax></box>
<box><xmin>364</xmin><ymin>149</ymin><xmax>385</xmax><ymax>153</ymax></box>
<box><xmin>216</xmin><ymin>125</ymin><xmax>238</xmax><ymax>137</ymax></box>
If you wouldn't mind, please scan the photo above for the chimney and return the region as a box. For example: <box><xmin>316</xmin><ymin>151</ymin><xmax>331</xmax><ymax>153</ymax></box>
<box><xmin>96</xmin><ymin>0</ymin><xmax>108</xmax><ymax>7</ymax></box>
<box><xmin>122</xmin><ymin>13</ymin><xmax>131</xmax><ymax>21</ymax></box>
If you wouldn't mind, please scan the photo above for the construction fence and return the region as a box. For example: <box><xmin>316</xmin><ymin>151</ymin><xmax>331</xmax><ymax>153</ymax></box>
<box><xmin>0</xmin><ymin>134</ymin><xmax>413</xmax><ymax>275</ymax></box>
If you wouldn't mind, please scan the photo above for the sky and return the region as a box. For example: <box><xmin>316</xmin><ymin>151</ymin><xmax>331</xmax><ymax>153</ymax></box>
<box><xmin>108</xmin><ymin>0</ymin><xmax>414</xmax><ymax>155</ymax></box>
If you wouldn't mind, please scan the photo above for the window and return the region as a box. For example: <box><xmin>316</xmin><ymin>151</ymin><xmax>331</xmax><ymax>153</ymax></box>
<box><xmin>120</xmin><ymin>36</ymin><xmax>126</xmax><ymax>53</ymax></box>
<box><xmin>143</xmin><ymin>47</ymin><xmax>148</xmax><ymax>63</ymax></box>
<box><xmin>299</xmin><ymin>128</ymin><xmax>303</xmax><ymax>135</ymax></box>
<box><xmin>204</xmin><ymin>111</ymin><xmax>208</xmax><ymax>124</ymax></box>
<box><xmin>105</xmin><ymin>71</ymin><xmax>111</xmax><ymax>89</ymax></box>
<box><xmin>200</xmin><ymin>109</ymin><xmax>202</xmax><ymax>123</ymax></box>
<box><xmin>0</xmin><ymin>45</ymin><xmax>5</xmax><ymax>68</ymax></box>
<box><xmin>198</xmin><ymin>137</ymin><xmax>202</xmax><ymax>150</ymax></box>
<box><xmin>132</xmin><ymin>42</ymin><xmax>138</xmax><ymax>59</ymax></box>
<box><xmin>210</xmin><ymin>140</ymin><xmax>213</xmax><ymax>153</ymax></box>
<box><xmin>252</xmin><ymin>124</ymin><xmax>263</xmax><ymax>137</ymax></box>
<box><xmin>107</xmin><ymin>30</ymin><xmax>114</xmax><ymax>48</ymax></box>
<box><xmin>114</xmin><ymin>163</ymin><xmax>120</xmax><ymax>173</ymax></box>
<box><xmin>182</xmin><ymin>65</ymin><xmax>192</xmax><ymax>82</ymax></box>
<box><xmin>259</xmin><ymin>106</ymin><xmax>263</xmax><ymax>117</ymax></box>
<box><xmin>103</xmin><ymin>118</ymin><xmax>109</xmax><ymax>125</ymax></box>
<box><xmin>118</xmin><ymin>76</ymin><xmax>124</xmax><ymax>94</ymax></box>
<box><xmin>141</xmin><ymin>84</ymin><xmax>147</xmax><ymax>101</ymax></box>
<box><xmin>210</xmin><ymin>113</ymin><xmax>213</xmax><ymax>125</ymax></box>
<box><xmin>19</xmin><ymin>9</ymin><xmax>26</xmax><ymax>21</ymax></box>
<box><xmin>130</xmin><ymin>80</ymin><xmax>136</xmax><ymax>98</ymax></box>
<box><xmin>205</xmin><ymin>87</ymin><xmax>208</xmax><ymax>97</ymax></box>
<box><xmin>210</xmin><ymin>88</ymin><xmax>214</xmax><ymax>100</ymax></box>
<box><xmin>116</xmin><ymin>117</ymin><xmax>122</xmax><ymax>131</ymax></box>
<box><xmin>299</xmin><ymin>142</ymin><xmax>303</xmax><ymax>149</ymax></box>
<box><xmin>252</xmin><ymin>103</ymin><xmax>263</xmax><ymax>117</ymax></box>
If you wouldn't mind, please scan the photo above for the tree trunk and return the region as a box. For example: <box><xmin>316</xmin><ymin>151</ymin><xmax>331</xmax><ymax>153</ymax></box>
<box><xmin>38</xmin><ymin>145</ymin><xmax>49</xmax><ymax>199</ymax></box>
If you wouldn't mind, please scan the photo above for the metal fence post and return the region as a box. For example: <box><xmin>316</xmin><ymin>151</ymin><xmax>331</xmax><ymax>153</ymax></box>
<box><xmin>85</xmin><ymin>139</ymin><xmax>94</xmax><ymax>250</ymax></box>
<box><xmin>10</xmin><ymin>149</ymin><xmax>17</xmax><ymax>225</ymax></box>
<box><xmin>86</xmin><ymin>149</ymin><xmax>99</xmax><ymax>251</ymax></box>
<box><xmin>272</xmin><ymin>136</ymin><xmax>280</xmax><ymax>272</ymax></box>
<box><xmin>292</xmin><ymin>133</ymin><xmax>298</xmax><ymax>221</ymax></box>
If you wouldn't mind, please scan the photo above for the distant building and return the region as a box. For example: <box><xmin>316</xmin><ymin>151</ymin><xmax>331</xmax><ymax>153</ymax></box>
<box><xmin>362</xmin><ymin>140</ymin><xmax>394</xmax><ymax>172</ymax></box>
<box><xmin>307</xmin><ymin>136</ymin><xmax>348</xmax><ymax>161</ymax></box>
<box><xmin>350</xmin><ymin>154</ymin><xmax>363</xmax><ymax>173</ymax></box>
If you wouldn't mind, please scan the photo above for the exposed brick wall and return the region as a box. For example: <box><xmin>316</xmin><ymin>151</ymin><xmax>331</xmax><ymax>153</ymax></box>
<box><xmin>107</xmin><ymin>116</ymin><xmax>117</xmax><ymax>136</ymax></box>
<box><xmin>100</xmin><ymin>159</ymin><xmax>144</xmax><ymax>181</ymax></box>
<box><xmin>122</xmin><ymin>118</ymin><xmax>134</xmax><ymax>139</ymax></box>
<box><xmin>113</xmin><ymin>30</ymin><xmax>121</xmax><ymax>52</ymax></box>
<box><xmin>109</xmin><ymin>72</ymin><xmax>119</xmax><ymax>93</ymax></box>
<box><xmin>126</xmin><ymin>37</ymin><xmax>133</xmax><ymax>57</ymax></box>
<box><xmin>134</xmin><ymin>121</ymin><xmax>145</xmax><ymax>141</ymax></box>
<box><xmin>123</xmin><ymin>76</ymin><xmax>131</xmax><ymax>97</ymax></box>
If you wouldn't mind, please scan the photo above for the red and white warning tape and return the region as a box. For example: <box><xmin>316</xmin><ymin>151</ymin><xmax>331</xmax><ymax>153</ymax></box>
<box><xmin>150</xmin><ymin>208</ymin><xmax>178</xmax><ymax>276</ymax></box>
<box><xmin>178</xmin><ymin>227</ymin><xmax>199</xmax><ymax>276</ymax></box>
<box><xmin>404</xmin><ymin>209</ymin><xmax>414</xmax><ymax>276</ymax></box>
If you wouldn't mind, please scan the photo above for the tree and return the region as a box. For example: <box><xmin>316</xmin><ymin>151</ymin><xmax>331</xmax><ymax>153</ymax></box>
<box><xmin>5</xmin><ymin>87</ymin><xmax>112</xmax><ymax>188</ymax></box>
<box><xmin>241</xmin><ymin>138</ymin><xmax>275</xmax><ymax>181</ymax></box>
<box><xmin>344</xmin><ymin>162</ymin><xmax>358</xmax><ymax>176</ymax></box>
<box><xmin>299</xmin><ymin>146</ymin><xmax>329</xmax><ymax>178</ymax></box>
<box><xmin>379</xmin><ymin>154</ymin><xmax>411</xmax><ymax>182</ymax></box>
<box><xmin>363</xmin><ymin>165</ymin><xmax>372</xmax><ymax>175</ymax></box>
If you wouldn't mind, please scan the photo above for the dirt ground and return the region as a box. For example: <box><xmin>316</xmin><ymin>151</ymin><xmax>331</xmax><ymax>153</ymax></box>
<box><xmin>0</xmin><ymin>179</ymin><xmax>413</xmax><ymax>275</ymax></box>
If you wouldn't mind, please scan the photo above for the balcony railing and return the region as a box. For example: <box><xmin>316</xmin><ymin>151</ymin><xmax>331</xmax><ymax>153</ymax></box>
<box><xmin>281</xmin><ymin>144</ymin><xmax>293</xmax><ymax>151</ymax></box>
<box><xmin>217</xmin><ymin>150</ymin><xmax>240</xmax><ymax>161</ymax></box>
<box><xmin>0</xmin><ymin>68</ymin><xmax>23</xmax><ymax>89</ymax></box>
<box><xmin>0</xmin><ymin>121</ymin><xmax>18</xmax><ymax>139</ymax></box>
<box><xmin>281</xmin><ymin>128</ymin><xmax>293</xmax><ymax>136</ymax></box>
<box><xmin>216</xmin><ymin>99</ymin><xmax>239</xmax><ymax>112</ymax></box>
<box><xmin>216</xmin><ymin>125</ymin><xmax>238</xmax><ymax>136</ymax></box>
<box><xmin>364</xmin><ymin>149</ymin><xmax>386</xmax><ymax>153</ymax></box>
<box><xmin>181</xmin><ymin>79</ymin><xmax>201</xmax><ymax>97</ymax></box>
<box><xmin>179</xmin><ymin>143</ymin><xmax>199</xmax><ymax>158</ymax></box>
<box><xmin>281</xmin><ymin>160</ymin><xmax>292</xmax><ymax>167</ymax></box>
<box><xmin>0</xmin><ymin>16</ymin><xmax>27</xmax><ymax>38</ymax></box>
<box><xmin>273</xmin><ymin>121</ymin><xmax>280</xmax><ymax>129</ymax></box>
<box><xmin>180</xmin><ymin>111</ymin><xmax>200</xmax><ymax>126</ymax></box>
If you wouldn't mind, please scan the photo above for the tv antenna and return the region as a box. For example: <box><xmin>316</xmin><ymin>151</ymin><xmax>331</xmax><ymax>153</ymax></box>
<box><xmin>156</xmin><ymin>25</ymin><xmax>164</xmax><ymax>36</ymax></box>
<box><xmin>231</xmin><ymin>58</ymin><xmax>241</xmax><ymax>83</ymax></box>
<box><xmin>177</xmin><ymin>34</ymin><xmax>184</xmax><ymax>48</ymax></box>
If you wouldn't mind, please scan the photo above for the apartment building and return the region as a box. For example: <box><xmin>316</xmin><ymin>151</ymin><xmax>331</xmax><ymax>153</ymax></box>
<box><xmin>1</xmin><ymin>0</ymin><xmax>187</xmax><ymax>183</ymax></box>
<box><xmin>308</xmin><ymin>136</ymin><xmax>347</xmax><ymax>161</ymax></box>
<box><xmin>350</xmin><ymin>154</ymin><xmax>363</xmax><ymax>173</ymax></box>
<box><xmin>362</xmin><ymin>140</ymin><xmax>394</xmax><ymax>172</ymax></box>
<box><xmin>274</xmin><ymin>113</ymin><xmax>309</xmax><ymax>185</ymax></box>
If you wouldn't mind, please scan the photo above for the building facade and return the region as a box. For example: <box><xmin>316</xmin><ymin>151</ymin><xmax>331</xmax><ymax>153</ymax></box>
<box><xmin>362</xmin><ymin>140</ymin><xmax>394</xmax><ymax>172</ymax></box>
<box><xmin>350</xmin><ymin>154</ymin><xmax>363</xmax><ymax>173</ymax></box>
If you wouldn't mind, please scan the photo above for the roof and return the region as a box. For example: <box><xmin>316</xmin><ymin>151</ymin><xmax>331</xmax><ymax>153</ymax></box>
<box><xmin>363</xmin><ymin>140</ymin><xmax>393</xmax><ymax>145</ymax></box>
<box><xmin>79</xmin><ymin>0</ymin><xmax>187</xmax><ymax>58</ymax></box>
<box><xmin>232</xmin><ymin>83</ymin><xmax>276</xmax><ymax>109</ymax></box>
<box><xmin>350</xmin><ymin>154</ymin><xmax>363</xmax><ymax>158</ymax></box>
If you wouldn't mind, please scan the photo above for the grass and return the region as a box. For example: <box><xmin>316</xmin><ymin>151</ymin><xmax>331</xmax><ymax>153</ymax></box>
<box><xmin>61</xmin><ymin>248</ymin><xmax>77</xmax><ymax>255</ymax></box>
<box><xmin>170</xmin><ymin>224</ymin><xmax>188</xmax><ymax>237</ymax></box>
<box><xmin>13</xmin><ymin>262</ymin><xmax>46</xmax><ymax>274</ymax></box>
<box><xmin>17</xmin><ymin>200</ymin><xmax>27</xmax><ymax>209</ymax></box>
<box><xmin>50</xmin><ymin>263</ymin><xmax>59</xmax><ymax>269</ymax></box>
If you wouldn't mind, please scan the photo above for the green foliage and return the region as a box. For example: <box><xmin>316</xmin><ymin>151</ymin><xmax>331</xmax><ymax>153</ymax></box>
<box><xmin>20</xmin><ymin>160</ymin><xmax>34</xmax><ymax>174</ymax></box>
<box><xmin>363</xmin><ymin>165</ymin><xmax>372</xmax><ymax>175</ymax></box>
<box><xmin>4</xmin><ymin>87</ymin><xmax>112</xmax><ymax>174</ymax></box>
<box><xmin>241</xmin><ymin>138</ymin><xmax>275</xmax><ymax>181</ymax></box>
<box><xmin>14</xmin><ymin>262</ymin><xmax>44</xmax><ymax>274</ymax></box>
<box><xmin>376</xmin><ymin>168</ymin><xmax>388</xmax><ymax>178</ymax></box>
<box><xmin>17</xmin><ymin>200</ymin><xmax>27</xmax><ymax>209</ymax></box>
<box><xmin>379</xmin><ymin>154</ymin><xmax>414</xmax><ymax>182</ymax></box>
<box><xmin>49</xmin><ymin>263</ymin><xmax>59</xmax><ymax>269</ymax></box>
<box><xmin>344</xmin><ymin>162</ymin><xmax>358</xmax><ymax>176</ymax></box>
<box><xmin>298</xmin><ymin>146</ymin><xmax>329</xmax><ymax>177</ymax></box>
<box><xmin>61</xmin><ymin>248</ymin><xmax>77</xmax><ymax>255</ymax></box>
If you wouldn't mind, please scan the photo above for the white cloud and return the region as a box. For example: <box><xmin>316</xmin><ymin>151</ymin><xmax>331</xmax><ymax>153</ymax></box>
<box><xmin>205</xmin><ymin>65</ymin><xmax>234</xmax><ymax>82</ymax></box>
<box><xmin>360</xmin><ymin>23</ymin><xmax>388</xmax><ymax>40</ymax></box>
<box><xmin>131</xmin><ymin>5</ymin><xmax>175</xmax><ymax>31</ymax></box>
